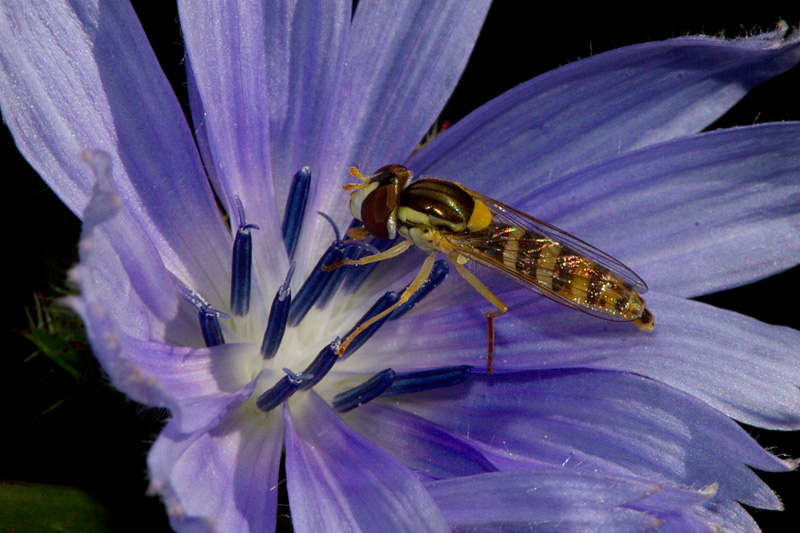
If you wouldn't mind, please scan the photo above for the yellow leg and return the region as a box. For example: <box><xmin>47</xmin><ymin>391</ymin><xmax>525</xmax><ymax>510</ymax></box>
<box><xmin>345</xmin><ymin>226</ymin><xmax>370</xmax><ymax>241</ymax></box>
<box><xmin>322</xmin><ymin>239</ymin><xmax>412</xmax><ymax>271</ymax></box>
<box><xmin>450</xmin><ymin>254</ymin><xmax>507</xmax><ymax>374</ymax></box>
<box><xmin>337</xmin><ymin>252</ymin><xmax>438</xmax><ymax>356</ymax></box>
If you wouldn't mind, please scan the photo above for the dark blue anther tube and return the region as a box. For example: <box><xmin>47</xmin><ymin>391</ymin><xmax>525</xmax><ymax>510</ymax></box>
<box><xmin>256</xmin><ymin>374</ymin><xmax>300</xmax><ymax>412</ymax></box>
<box><xmin>180</xmin><ymin>286</ymin><xmax>230</xmax><ymax>347</ymax></box>
<box><xmin>297</xmin><ymin>340</ymin><xmax>340</xmax><ymax>390</ymax></box>
<box><xmin>342</xmin><ymin>233</ymin><xmax>399</xmax><ymax>293</ymax></box>
<box><xmin>389</xmin><ymin>260</ymin><xmax>449</xmax><ymax>320</ymax></box>
<box><xmin>230</xmin><ymin>196</ymin><xmax>260</xmax><ymax>317</ymax></box>
<box><xmin>261</xmin><ymin>263</ymin><xmax>296</xmax><ymax>359</ymax></box>
<box><xmin>341</xmin><ymin>291</ymin><xmax>401</xmax><ymax>358</ymax></box>
<box><xmin>333</xmin><ymin>369</ymin><xmax>396</xmax><ymax>412</ymax></box>
<box><xmin>381</xmin><ymin>365</ymin><xmax>473</xmax><ymax>397</ymax></box>
<box><xmin>199</xmin><ymin>309</ymin><xmax>225</xmax><ymax>347</ymax></box>
<box><xmin>288</xmin><ymin>244</ymin><xmax>345</xmax><ymax>326</ymax></box>
<box><xmin>282</xmin><ymin>167</ymin><xmax>311</xmax><ymax>260</ymax></box>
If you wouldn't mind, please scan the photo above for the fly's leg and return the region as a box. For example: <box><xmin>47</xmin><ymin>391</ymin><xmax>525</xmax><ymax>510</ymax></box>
<box><xmin>450</xmin><ymin>254</ymin><xmax>507</xmax><ymax>373</ymax></box>
<box><xmin>345</xmin><ymin>226</ymin><xmax>370</xmax><ymax>241</ymax></box>
<box><xmin>336</xmin><ymin>252</ymin><xmax>438</xmax><ymax>356</ymax></box>
<box><xmin>484</xmin><ymin>307</ymin><xmax>506</xmax><ymax>374</ymax></box>
<box><xmin>322</xmin><ymin>239</ymin><xmax>411</xmax><ymax>271</ymax></box>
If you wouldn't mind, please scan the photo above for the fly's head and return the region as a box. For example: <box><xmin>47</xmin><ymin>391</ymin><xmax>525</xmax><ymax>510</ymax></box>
<box><xmin>346</xmin><ymin>164</ymin><xmax>412</xmax><ymax>240</ymax></box>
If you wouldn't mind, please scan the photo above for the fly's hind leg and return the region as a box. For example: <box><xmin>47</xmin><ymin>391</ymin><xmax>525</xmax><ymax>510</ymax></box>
<box><xmin>449</xmin><ymin>254</ymin><xmax>507</xmax><ymax>374</ymax></box>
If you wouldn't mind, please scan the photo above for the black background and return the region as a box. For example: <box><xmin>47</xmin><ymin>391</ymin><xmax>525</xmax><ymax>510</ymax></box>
<box><xmin>4</xmin><ymin>2</ymin><xmax>798</xmax><ymax>531</ymax></box>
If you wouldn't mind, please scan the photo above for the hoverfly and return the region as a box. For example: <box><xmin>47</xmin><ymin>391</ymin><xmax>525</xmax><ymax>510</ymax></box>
<box><xmin>327</xmin><ymin>164</ymin><xmax>654</xmax><ymax>372</ymax></box>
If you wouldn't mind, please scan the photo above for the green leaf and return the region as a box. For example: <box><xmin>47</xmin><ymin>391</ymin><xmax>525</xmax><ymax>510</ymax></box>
<box><xmin>23</xmin><ymin>328</ymin><xmax>83</xmax><ymax>381</ymax></box>
<box><xmin>22</xmin><ymin>293</ymin><xmax>89</xmax><ymax>382</ymax></box>
<box><xmin>0</xmin><ymin>481</ymin><xmax>111</xmax><ymax>532</ymax></box>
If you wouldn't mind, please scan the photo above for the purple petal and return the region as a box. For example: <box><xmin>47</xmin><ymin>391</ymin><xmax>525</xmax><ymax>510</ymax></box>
<box><xmin>584</xmin><ymin>292</ymin><xmax>800</xmax><ymax>430</ymax></box>
<box><xmin>67</xmin><ymin>151</ymin><xmax>197</xmax><ymax>345</ymax></box>
<box><xmin>391</xmin><ymin>370</ymin><xmax>791</xmax><ymax>512</ymax></box>
<box><xmin>70</xmin><ymin>281</ymin><xmax>258</xmax><ymax>434</ymax></box>
<box><xmin>334</xmin><ymin>373</ymin><xmax>650</xmax><ymax>480</ymax></box>
<box><xmin>68</xmin><ymin>153</ymin><xmax>265</xmax><ymax>434</ymax></box>
<box><xmin>354</xmin><ymin>268</ymin><xmax>800</xmax><ymax>431</ymax></box>
<box><xmin>179</xmin><ymin>2</ymin><xmax>324</xmax><ymax>290</ymax></box>
<box><xmin>260</xmin><ymin>0</ymin><xmax>350</xmax><ymax>213</ymax></box>
<box><xmin>325</xmin><ymin>0</ymin><xmax>492</xmax><ymax>172</ymax></box>
<box><xmin>0</xmin><ymin>0</ymin><xmax>232</xmax><ymax>301</ymax></box>
<box><xmin>148</xmin><ymin>411</ymin><xmax>284</xmax><ymax>533</ymax></box>
<box><xmin>409</xmin><ymin>27</ymin><xmax>800</xmax><ymax>203</ymax></box>
<box><xmin>626</xmin><ymin>484</ymin><xmax>722</xmax><ymax>533</ymax></box>
<box><xmin>341</xmin><ymin>402</ymin><xmax>498</xmax><ymax>481</ymax></box>
<box><xmin>700</xmin><ymin>500</ymin><xmax>761</xmax><ymax>533</ymax></box>
<box><xmin>113</xmin><ymin>335</ymin><xmax>260</xmax><ymax>435</ymax></box>
<box><xmin>426</xmin><ymin>470</ymin><xmax>696</xmax><ymax>531</ymax></box>
<box><xmin>306</xmin><ymin>0</ymin><xmax>492</xmax><ymax>259</ymax></box>
<box><xmin>512</xmin><ymin>123</ymin><xmax>800</xmax><ymax>297</ymax></box>
<box><xmin>284</xmin><ymin>391</ymin><xmax>449</xmax><ymax>531</ymax></box>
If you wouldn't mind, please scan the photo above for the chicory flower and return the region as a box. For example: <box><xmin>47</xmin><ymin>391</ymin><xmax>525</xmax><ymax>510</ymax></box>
<box><xmin>2</xmin><ymin>1</ymin><xmax>799</xmax><ymax>531</ymax></box>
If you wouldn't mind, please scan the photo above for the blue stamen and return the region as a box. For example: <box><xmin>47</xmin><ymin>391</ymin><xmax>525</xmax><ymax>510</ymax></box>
<box><xmin>283</xmin><ymin>367</ymin><xmax>313</xmax><ymax>384</ymax></box>
<box><xmin>230</xmin><ymin>196</ymin><xmax>260</xmax><ymax>317</ymax></box>
<box><xmin>256</xmin><ymin>374</ymin><xmax>300</xmax><ymax>412</ymax></box>
<box><xmin>381</xmin><ymin>365</ymin><xmax>473</xmax><ymax>397</ymax></box>
<box><xmin>333</xmin><ymin>368</ymin><xmax>396</xmax><ymax>413</ymax></box>
<box><xmin>282</xmin><ymin>167</ymin><xmax>311</xmax><ymax>260</ymax></box>
<box><xmin>342</xmin><ymin>221</ymin><xmax>398</xmax><ymax>293</ymax></box>
<box><xmin>198</xmin><ymin>309</ymin><xmax>225</xmax><ymax>347</ymax></box>
<box><xmin>313</xmin><ymin>213</ymin><xmax>356</xmax><ymax>309</ymax></box>
<box><xmin>256</xmin><ymin>344</ymin><xmax>338</xmax><ymax>413</ymax></box>
<box><xmin>341</xmin><ymin>291</ymin><xmax>401</xmax><ymax>358</ymax></box>
<box><xmin>389</xmin><ymin>260</ymin><xmax>449</xmax><ymax>320</ymax></box>
<box><xmin>314</xmin><ymin>247</ymin><xmax>354</xmax><ymax>309</ymax></box>
<box><xmin>315</xmin><ymin>242</ymin><xmax>378</xmax><ymax>309</ymax></box>
<box><xmin>288</xmin><ymin>212</ymin><xmax>367</xmax><ymax>325</ymax></box>
<box><xmin>260</xmin><ymin>262</ymin><xmax>296</xmax><ymax>359</ymax></box>
<box><xmin>293</xmin><ymin>213</ymin><xmax>385</xmax><ymax>314</ymax></box>
<box><xmin>288</xmin><ymin>244</ymin><xmax>344</xmax><ymax>326</ymax></box>
<box><xmin>297</xmin><ymin>339</ymin><xmax>340</xmax><ymax>390</ymax></box>
<box><xmin>180</xmin><ymin>286</ymin><xmax>230</xmax><ymax>347</ymax></box>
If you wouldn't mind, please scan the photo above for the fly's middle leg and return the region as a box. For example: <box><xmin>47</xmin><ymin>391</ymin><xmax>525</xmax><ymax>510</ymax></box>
<box><xmin>336</xmin><ymin>251</ymin><xmax>438</xmax><ymax>357</ymax></box>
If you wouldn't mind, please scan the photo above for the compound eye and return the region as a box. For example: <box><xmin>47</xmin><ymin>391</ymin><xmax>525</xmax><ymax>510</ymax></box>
<box><xmin>374</xmin><ymin>164</ymin><xmax>408</xmax><ymax>176</ymax></box>
<box><xmin>361</xmin><ymin>183</ymin><xmax>397</xmax><ymax>239</ymax></box>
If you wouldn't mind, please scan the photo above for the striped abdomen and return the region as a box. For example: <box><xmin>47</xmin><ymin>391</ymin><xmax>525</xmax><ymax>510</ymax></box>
<box><xmin>460</xmin><ymin>223</ymin><xmax>650</xmax><ymax>324</ymax></box>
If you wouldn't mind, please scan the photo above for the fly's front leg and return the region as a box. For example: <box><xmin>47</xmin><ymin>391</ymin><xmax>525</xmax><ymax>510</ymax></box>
<box><xmin>337</xmin><ymin>252</ymin><xmax>438</xmax><ymax>356</ymax></box>
<box><xmin>450</xmin><ymin>254</ymin><xmax>507</xmax><ymax>373</ymax></box>
<box><xmin>322</xmin><ymin>239</ymin><xmax>411</xmax><ymax>271</ymax></box>
<box><xmin>344</xmin><ymin>226</ymin><xmax>370</xmax><ymax>241</ymax></box>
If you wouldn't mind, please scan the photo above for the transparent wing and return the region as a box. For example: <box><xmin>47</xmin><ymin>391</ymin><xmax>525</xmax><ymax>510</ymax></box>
<box><xmin>446</xmin><ymin>190</ymin><xmax>647</xmax><ymax>321</ymax></box>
